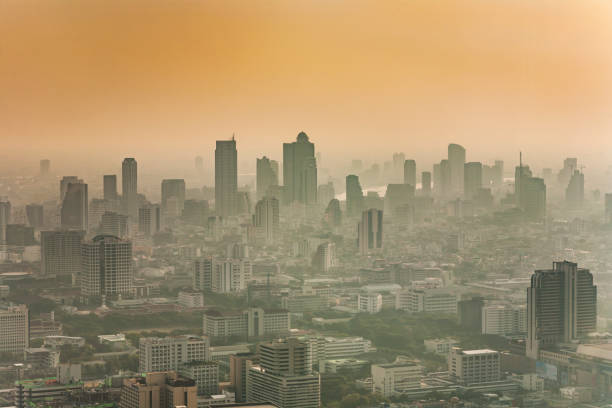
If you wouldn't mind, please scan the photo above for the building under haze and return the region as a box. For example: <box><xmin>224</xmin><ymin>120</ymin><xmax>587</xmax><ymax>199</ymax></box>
<box><xmin>103</xmin><ymin>175</ymin><xmax>118</xmax><ymax>201</ymax></box>
<box><xmin>256</xmin><ymin>156</ymin><xmax>279</xmax><ymax>200</ymax></box>
<box><xmin>161</xmin><ymin>178</ymin><xmax>186</xmax><ymax>219</ymax></box>
<box><xmin>138</xmin><ymin>204</ymin><xmax>161</xmax><ymax>236</ymax></box>
<box><xmin>39</xmin><ymin>159</ymin><xmax>50</xmax><ymax>176</ymax></box>
<box><xmin>81</xmin><ymin>235</ymin><xmax>133</xmax><ymax>298</ymax></box>
<box><xmin>60</xmin><ymin>181</ymin><xmax>88</xmax><ymax>231</ymax></box>
<box><xmin>100</xmin><ymin>211</ymin><xmax>129</xmax><ymax>238</ymax></box>
<box><xmin>122</xmin><ymin>158</ymin><xmax>138</xmax><ymax>219</ymax></box>
<box><xmin>26</xmin><ymin>204</ymin><xmax>44</xmax><ymax>230</ymax></box>
<box><xmin>254</xmin><ymin>197</ymin><xmax>279</xmax><ymax>245</ymax></box>
<box><xmin>358</xmin><ymin>209</ymin><xmax>383</xmax><ymax>255</ymax></box>
<box><xmin>448</xmin><ymin>143</ymin><xmax>466</xmax><ymax>196</ymax></box>
<box><xmin>41</xmin><ymin>230</ymin><xmax>85</xmax><ymax>277</ymax></box>
<box><xmin>0</xmin><ymin>199</ymin><xmax>11</xmax><ymax>243</ymax></box>
<box><xmin>215</xmin><ymin>138</ymin><xmax>238</xmax><ymax>216</ymax></box>
<box><xmin>139</xmin><ymin>335</ymin><xmax>209</xmax><ymax>373</ymax></box>
<box><xmin>421</xmin><ymin>171</ymin><xmax>431</xmax><ymax>195</ymax></box>
<box><xmin>526</xmin><ymin>261</ymin><xmax>597</xmax><ymax>359</ymax></box>
<box><xmin>120</xmin><ymin>372</ymin><xmax>197</xmax><ymax>408</ymax></box>
<box><xmin>463</xmin><ymin>162</ymin><xmax>482</xmax><ymax>200</ymax></box>
<box><xmin>565</xmin><ymin>170</ymin><xmax>584</xmax><ymax>209</ymax></box>
<box><xmin>283</xmin><ymin>132</ymin><xmax>317</xmax><ymax>205</ymax></box>
<box><xmin>345</xmin><ymin>175</ymin><xmax>364</xmax><ymax>217</ymax></box>
<box><xmin>606</xmin><ymin>193</ymin><xmax>612</xmax><ymax>224</ymax></box>
<box><xmin>403</xmin><ymin>159</ymin><xmax>416</xmax><ymax>188</ymax></box>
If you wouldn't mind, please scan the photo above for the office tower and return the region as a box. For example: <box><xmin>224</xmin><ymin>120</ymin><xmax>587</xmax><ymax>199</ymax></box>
<box><xmin>558</xmin><ymin>157</ymin><xmax>578</xmax><ymax>186</ymax></box>
<box><xmin>433</xmin><ymin>163</ymin><xmax>441</xmax><ymax>195</ymax></box>
<box><xmin>403</xmin><ymin>159</ymin><xmax>416</xmax><ymax>187</ymax></box>
<box><xmin>179</xmin><ymin>361</ymin><xmax>219</xmax><ymax>396</ymax></box>
<box><xmin>421</xmin><ymin>171</ymin><xmax>431</xmax><ymax>195</ymax></box>
<box><xmin>358</xmin><ymin>209</ymin><xmax>383</xmax><ymax>255</ymax></box>
<box><xmin>195</xmin><ymin>155</ymin><xmax>204</xmax><ymax>173</ymax></box>
<box><xmin>25</xmin><ymin>204</ymin><xmax>44</xmax><ymax>229</ymax></box>
<box><xmin>493</xmin><ymin>160</ymin><xmax>504</xmax><ymax>187</ymax></box>
<box><xmin>212</xmin><ymin>259</ymin><xmax>252</xmax><ymax>293</ymax></box>
<box><xmin>463</xmin><ymin>162</ymin><xmax>483</xmax><ymax>199</ymax></box>
<box><xmin>81</xmin><ymin>235</ymin><xmax>133</xmax><ymax>297</ymax></box>
<box><xmin>60</xmin><ymin>181</ymin><xmax>88</xmax><ymax>231</ymax></box>
<box><xmin>103</xmin><ymin>175</ymin><xmax>118</xmax><ymax>201</ymax></box>
<box><xmin>215</xmin><ymin>138</ymin><xmax>238</xmax><ymax>216</ymax></box>
<box><xmin>439</xmin><ymin>159</ymin><xmax>451</xmax><ymax>197</ymax></box>
<box><xmin>122</xmin><ymin>158</ymin><xmax>138</xmax><ymax>218</ymax></box>
<box><xmin>0</xmin><ymin>198</ymin><xmax>11</xmax><ymax>243</ymax></box>
<box><xmin>345</xmin><ymin>175</ymin><xmax>364</xmax><ymax>217</ymax></box>
<box><xmin>247</xmin><ymin>338</ymin><xmax>320</xmax><ymax>408</ymax></box>
<box><xmin>235</xmin><ymin>191</ymin><xmax>251</xmax><ymax>215</ymax></box>
<box><xmin>39</xmin><ymin>159</ymin><xmax>50</xmax><ymax>176</ymax></box>
<box><xmin>100</xmin><ymin>211</ymin><xmax>128</xmax><ymax>238</ymax></box>
<box><xmin>526</xmin><ymin>261</ymin><xmax>597</xmax><ymax>359</ymax></box>
<box><xmin>193</xmin><ymin>258</ymin><xmax>214</xmax><ymax>291</ymax></box>
<box><xmin>384</xmin><ymin>184</ymin><xmax>414</xmax><ymax>217</ymax></box>
<box><xmin>448</xmin><ymin>143</ymin><xmax>466</xmax><ymax>195</ymax></box>
<box><xmin>89</xmin><ymin>198</ymin><xmax>114</xmax><ymax>231</ymax></box>
<box><xmin>120</xmin><ymin>372</ymin><xmax>197</xmax><ymax>408</ymax></box>
<box><xmin>312</xmin><ymin>242</ymin><xmax>337</xmax><ymax>272</ymax></box>
<box><xmin>253</xmin><ymin>197</ymin><xmax>279</xmax><ymax>244</ymax></box>
<box><xmin>449</xmin><ymin>348</ymin><xmax>500</xmax><ymax>385</ymax></box>
<box><xmin>59</xmin><ymin>176</ymin><xmax>81</xmax><ymax>202</ymax></box>
<box><xmin>324</xmin><ymin>198</ymin><xmax>342</xmax><ymax>227</ymax></box>
<box><xmin>139</xmin><ymin>335</ymin><xmax>209</xmax><ymax>373</ymax></box>
<box><xmin>458</xmin><ymin>296</ymin><xmax>484</xmax><ymax>331</ymax></box>
<box><xmin>161</xmin><ymin>179</ymin><xmax>186</xmax><ymax>218</ymax></box>
<box><xmin>230</xmin><ymin>354</ymin><xmax>256</xmax><ymax>403</ymax></box>
<box><xmin>138</xmin><ymin>204</ymin><xmax>161</xmax><ymax>236</ymax></box>
<box><xmin>41</xmin><ymin>230</ymin><xmax>85</xmax><ymax>276</ymax></box>
<box><xmin>256</xmin><ymin>156</ymin><xmax>279</xmax><ymax>200</ymax></box>
<box><xmin>283</xmin><ymin>132</ymin><xmax>317</xmax><ymax>205</ymax></box>
<box><xmin>565</xmin><ymin>170</ymin><xmax>584</xmax><ymax>209</ymax></box>
<box><xmin>393</xmin><ymin>152</ymin><xmax>405</xmax><ymax>182</ymax></box>
<box><xmin>521</xmin><ymin>177</ymin><xmax>546</xmax><ymax>221</ymax></box>
<box><xmin>0</xmin><ymin>304</ymin><xmax>29</xmax><ymax>353</ymax></box>
<box><xmin>5</xmin><ymin>224</ymin><xmax>35</xmax><ymax>246</ymax></box>
<box><xmin>606</xmin><ymin>193</ymin><xmax>612</xmax><ymax>224</ymax></box>
<box><xmin>317</xmin><ymin>181</ymin><xmax>335</xmax><ymax>206</ymax></box>
<box><xmin>481</xmin><ymin>303</ymin><xmax>527</xmax><ymax>336</ymax></box>
<box><xmin>182</xmin><ymin>200</ymin><xmax>209</xmax><ymax>226</ymax></box>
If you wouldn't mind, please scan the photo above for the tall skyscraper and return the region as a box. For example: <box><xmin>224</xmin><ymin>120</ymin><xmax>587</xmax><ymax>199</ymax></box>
<box><xmin>392</xmin><ymin>152</ymin><xmax>405</xmax><ymax>183</ymax></box>
<box><xmin>312</xmin><ymin>242</ymin><xmax>337</xmax><ymax>272</ymax></box>
<box><xmin>0</xmin><ymin>198</ymin><xmax>11</xmax><ymax>243</ymax></box>
<box><xmin>122</xmin><ymin>158</ymin><xmax>138</xmax><ymax>219</ymax></box>
<box><xmin>605</xmin><ymin>193</ymin><xmax>612</xmax><ymax>224</ymax></box>
<box><xmin>421</xmin><ymin>171</ymin><xmax>432</xmax><ymax>195</ymax></box>
<box><xmin>439</xmin><ymin>159</ymin><xmax>451</xmax><ymax>198</ymax></box>
<box><xmin>565</xmin><ymin>170</ymin><xmax>584</xmax><ymax>209</ymax></box>
<box><xmin>161</xmin><ymin>179</ymin><xmax>186</xmax><ymax>218</ymax></box>
<box><xmin>25</xmin><ymin>204</ymin><xmax>44</xmax><ymax>229</ymax></box>
<box><xmin>215</xmin><ymin>138</ymin><xmax>238</xmax><ymax>216</ymax></box>
<box><xmin>256</xmin><ymin>156</ymin><xmax>279</xmax><ymax>200</ymax></box>
<box><xmin>138</xmin><ymin>204</ymin><xmax>161</xmax><ymax>236</ymax></box>
<box><xmin>526</xmin><ymin>261</ymin><xmax>597</xmax><ymax>358</ymax></box>
<box><xmin>403</xmin><ymin>159</ymin><xmax>416</xmax><ymax>188</ymax></box>
<box><xmin>81</xmin><ymin>235</ymin><xmax>133</xmax><ymax>297</ymax></box>
<box><xmin>103</xmin><ymin>175</ymin><xmax>118</xmax><ymax>201</ymax></box>
<box><xmin>358</xmin><ymin>209</ymin><xmax>383</xmax><ymax>255</ymax></box>
<box><xmin>283</xmin><ymin>132</ymin><xmax>317</xmax><ymax>205</ymax></box>
<box><xmin>558</xmin><ymin>157</ymin><xmax>578</xmax><ymax>187</ymax></box>
<box><xmin>100</xmin><ymin>211</ymin><xmax>129</xmax><ymax>238</ymax></box>
<box><xmin>520</xmin><ymin>177</ymin><xmax>546</xmax><ymax>221</ymax></box>
<box><xmin>39</xmin><ymin>159</ymin><xmax>50</xmax><ymax>176</ymax></box>
<box><xmin>463</xmin><ymin>162</ymin><xmax>483</xmax><ymax>199</ymax></box>
<box><xmin>59</xmin><ymin>176</ymin><xmax>81</xmax><ymax>202</ymax></box>
<box><xmin>41</xmin><ymin>230</ymin><xmax>85</xmax><ymax>277</ymax></box>
<box><xmin>324</xmin><ymin>198</ymin><xmax>342</xmax><ymax>227</ymax></box>
<box><xmin>195</xmin><ymin>155</ymin><xmax>204</xmax><ymax>174</ymax></box>
<box><xmin>345</xmin><ymin>175</ymin><xmax>364</xmax><ymax>217</ymax></box>
<box><xmin>61</xmin><ymin>181</ymin><xmax>88</xmax><ymax>231</ymax></box>
<box><xmin>448</xmin><ymin>143</ymin><xmax>466</xmax><ymax>196</ymax></box>
<box><xmin>253</xmin><ymin>197</ymin><xmax>280</xmax><ymax>244</ymax></box>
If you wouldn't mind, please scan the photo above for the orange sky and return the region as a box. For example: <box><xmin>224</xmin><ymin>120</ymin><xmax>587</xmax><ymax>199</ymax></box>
<box><xmin>1</xmin><ymin>0</ymin><xmax>612</xmax><ymax>175</ymax></box>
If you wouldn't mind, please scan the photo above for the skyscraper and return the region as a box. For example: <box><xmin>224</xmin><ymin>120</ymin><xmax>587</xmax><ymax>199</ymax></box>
<box><xmin>41</xmin><ymin>230</ymin><xmax>85</xmax><ymax>277</ymax></box>
<box><xmin>103</xmin><ymin>175</ymin><xmax>118</xmax><ymax>201</ymax></box>
<box><xmin>39</xmin><ymin>159</ymin><xmax>50</xmax><ymax>177</ymax></box>
<box><xmin>61</xmin><ymin>181</ymin><xmax>88</xmax><ymax>231</ymax></box>
<box><xmin>421</xmin><ymin>171</ymin><xmax>431</xmax><ymax>195</ymax></box>
<box><xmin>283</xmin><ymin>132</ymin><xmax>317</xmax><ymax>205</ymax></box>
<box><xmin>215</xmin><ymin>138</ymin><xmax>238</xmax><ymax>216</ymax></box>
<box><xmin>122</xmin><ymin>158</ymin><xmax>138</xmax><ymax>219</ymax></box>
<box><xmin>403</xmin><ymin>159</ymin><xmax>416</xmax><ymax>188</ymax></box>
<box><xmin>161</xmin><ymin>179</ymin><xmax>186</xmax><ymax>218</ymax></box>
<box><xmin>439</xmin><ymin>159</ymin><xmax>451</xmax><ymax>198</ymax></box>
<box><xmin>25</xmin><ymin>204</ymin><xmax>44</xmax><ymax>229</ymax></box>
<box><xmin>100</xmin><ymin>211</ymin><xmax>129</xmax><ymax>238</ymax></box>
<box><xmin>520</xmin><ymin>177</ymin><xmax>546</xmax><ymax>221</ymax></box>
<box><xmin>195</xmin><ymin>155</ymin><xmax>204</xmax><ymax>174</ymax></box>
<box><xmin>0</xmin><ymin>198</ymin><xmax>11</xmax><ymax>243</ymax></box>
<box><xmin>138</xmin><ymin>204</ymin><xmax>161</xmax><ymax>236</ymax></box>
<box><xmin>448</xmin><ymin>143</ymin><xmax>466</xmax><ymax>196</ymax></box>
<box><xmin>605</xmin><ymin>193</ymin><xmax>612</xmax><ymax>224</ymax></box>
<box><xmin>312</xmin><ymin>242</ymin><xmax>337</xmax><ymax>272</ymax></box>
<box><xmin>345</xmin><ymin>175</ymin><xmax>364</xmax><ymax>217</ymax></box>
<box><xmin>565</xmin><ymin>170</ymin><xmax>584</xmax><ymax>209</ymax></box>
<box><xmin>253</xmin><ymin>197</ymin><xmax>280</xmax><ymax>244</ymax></box>
<box><xmin>324</xmin><ymin>198</ymin><xmax>342</xmax><ymax>227</ymax></box>
<box><xmin>59</xmin><ymin>176</ymin><xmax>81</xmax><ymax>202</ymax></box>
<box><xmin>81</xmin><ymin>235</ymin><xmax>133</xmax><ymax>297</ymax></box>
<box><xmin>256</xmin><ymin>156</ymin><xmax>279</xmax><ymax>200</ymax></box>
<box><xmin>526</xmin><ymin>261</ymin><xmax>597</xmax><ymax>358</ymax></box>
<box><xmin>463</xmin><ymin>162</ymin><xmax>482</xmax><ymax>199</ymax></box>
<box><xmin>358</xmin><ymin>209</ymin><xmax>383</xmax><ymax>255</ymax></box>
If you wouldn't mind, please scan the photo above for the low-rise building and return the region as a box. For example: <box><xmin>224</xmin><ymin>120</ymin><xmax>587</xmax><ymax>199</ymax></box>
<box><xmin>358</xmin><ymin>293</ymin><xmax>382</xmax><ymax>314</ymax></box>
<box><xmin>449</xmin><ymin>347</ymin><xmax>500</xmax><ymax>385</ymax></box>
<box><xmin>43</xmin><ymin>335</ymin><xmax>85</xmax><ymax>348</ymax></box>
<box><xmin>202</xmin><ymin>308</ymin><xmax>290</xmax><ymax>338</ymax></box>
<box><xmin>424</xmin><ymin>338</ymin><xmax>458</xmax><ymax>355</ymax></box>
<box><xmin>371</xmin><ymin>357</ymin><xmax>423</xmax><ymax>397</ymax></box>
<box><xmin>396</xmin><ymin>288</ymin><xmax>458</xmax><ymax>314</ymax></box>
<box><xmin>179</xmin><ymin>291</ymin><xmax>205</xmax><ymax>308</ymax></box>
<box><xmin>120</xmin><ymin>371</ymin><xmax>197</xmax><ymax>408</ymax></box>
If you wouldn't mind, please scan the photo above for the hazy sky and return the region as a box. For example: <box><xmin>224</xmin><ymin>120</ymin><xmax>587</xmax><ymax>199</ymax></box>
<box><xmin>1</xmin><ymin>0</ymin><xmax>612</xmax><ymax>177</ymax></box>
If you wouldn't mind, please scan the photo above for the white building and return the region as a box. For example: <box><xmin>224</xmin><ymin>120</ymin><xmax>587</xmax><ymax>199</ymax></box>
<box><xmin>395</xmin><ymin>288</ymin><xmax>457</xmax><ymax>314</ymax></box>
<box><xmin>424</xmin><ymin>338</ymin><xmax>458</xmax><ymax>355</ymax></box>
<box><xmin>448</xmin><ymin>347</ymin><xmax>500</xmax><ymax>385</ymax></box>
<box><xmin>0</xmin><ymin>304</ymin><xmax>29</xmax><ymax>353</ymax></box>
<box><xmin>358</xmin><ymin>293</ymin><xmax>382</xmax><ymax>314</ymax></box>
<box><xmin>139</xmin><ymin>335</ymin><xmax>210</xmax><ymax>373</ymax></box>
<box><xmin>371</xmin><ymin>357</ymin><xmax>423</xmax><ymax>397</ymax></box>
<box><xmin>179</xmin><ymin>360</ymin><xmax>219</xmax><ymax>396</ymax></box>
<box><xmin>203</xmin><ymin>308</ymin><xmax>290</xmax><ymax>338</ymax></box>
<box><xmin>193</xmin><ymin>258</ymin><xmax>252</xmax><ymax>294</ymax></box>
<box><xmin>482</xmin><ymin>303</ymin><xmax>527</xmax><ymax>336</ymax></box>
<box><xmin>178</xmin><ymin>291</ymin><xmax>205</xmax><ymax>308</ymax></box>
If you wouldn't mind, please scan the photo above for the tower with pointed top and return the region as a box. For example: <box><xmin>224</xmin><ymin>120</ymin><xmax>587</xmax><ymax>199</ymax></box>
<box><xmin>283</xmin><ymin>132</ymin><xmax>317</xmax><ymax>205</ymax></box>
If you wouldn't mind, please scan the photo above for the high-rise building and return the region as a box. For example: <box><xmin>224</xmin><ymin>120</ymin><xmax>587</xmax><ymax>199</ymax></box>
<box><xmin>247</xmin><ymin>338</ymin><xmax>320</xmax><ymax>408</ymax></box>
<box><xmin>458</xmin><ymin>296</ymin><xmax>484</xmax><ymax>331</ymax></box>
<box><xmin>312</xmin><ymin>242</ymin><xmax>337</xmax><ymax>272</ymax></box>
<box><xmin>39</xmin><ymin>159</ymin><xmax>50</xmax><ymax>176</ymax></box>
<box><xmin>194</xmin><ymin>258</ymin><xmax>214</xmax><ymax>292</ymax></box>
<box><xmin>283</xmin><ymin>132</ymin><xmax>317</xmax><ymax>205</ymax></box>
<box><xmin>139</xmin><ymin>335</ymin><xmax>210</xmax><ymax>373</ymax></box>
<box><xmin>317</xmin><ymin>182</ymin><xmax>335</xmax><ymax>207</ymax></box>
<box><xmin>482</xmin><ymin>304</ymin><xmax>527</xmax><ymax>336</ymax></box>
<box><xmin>61</xmin><ymin>181</ymin><xmax>88</xmax><ymax>231</ymax></box>
<box><xmin>565</xmin><ymin>170</ymin><xmax>584</xmax><ymax>209</ymax></box>
<box><xmin>182</xmin><ymin>200</ymin><xmax>209</xmax><ymax>226</ymax></box>
<box><xmin>357</xmin><ymin>209</ymin><xmax>383</xmax><ymax>255</ymax></box>
<box><xmin>421</xmin><ymin>171</ymin><xmax>431</xmax><ymax>195</ymax></box>
<box><xmin>195</xmin><ymin>156</ymin><xmax>204</xmax><ymax>174</ymax></box>
<box><xmin>403</xmin><ymin>160</ymin><xmax>416</xmax><ymax>188</ymax></box>
<box><xmin>345</xmin><ymin>175</ymin><xmax>364</xmax><ymax>217</ymax></box>
<box><xmin>558</xmin><ymin>157</ymin><xmax>578</xmax><ymax>187</ymax></box>
<box><xmin>384</xmin><ymin>184</ymin><xmax>414</xmax><ymax>218</ymax></box>
<box><xmin>230</xmin><ymin>353</ymin><xmax>256</xmax><ymax>403</ymax></box>
<box><xmin>25</xmin><ymin>204</ymin><xmax>44</xmax><ymax>229</ymax></box>
<box><xmin>324</xmin><ymin>199</ymin><xmax>342</xmax><ymax>227</ymax></box>
<box><xmin>439</xmin><ymin>159</ymin><xmax>451</xmax><ymax>198</ymax></box>
<box><xmin>59</xmin><ymin>176</ymin><xmax>80</xmax><ymax>202</ymax></box>
<box><xmin>0</xmin><ymin>304</ymin><xmax>29</xmax><ymax>354</ymax></box>
<box><xmin>122</xmin><ymin>158</ymin><xmax>138</xmax><ymax>218</ymax></box>
<box><xmin>41</xmin><ymin>230</ymin><xmax>85</xmax><ymax>276</ymax></box>
<box><xmin>256</xmin><ymin>156</ymin><xmax>279</xmax><ymax>200</ymax></box>
<box><xmin>521</xmin><ymin>177</ymin><xmax>546</xmax><ymax>221</ymax></box>
<box><xmin>81</xmin><ymin>235</ymin><xmax>133</xmax><ymax>297</ymax></box>
<box><xmin>215</xmin><ymin>138</ymin><xmax>238</xmax><ymax>216</ymax></box>
<box><xmin>138</xmin><ymin>204</ymin><xmax>161</xmax><ymax>236</ymax></box>
<box><xmin>464</xmin><ymin>162</ymin><xmax>483</xmax><ymax>199</ymax></box>
<box><xmin>120</xmin><ymin>371</ymin><xmax>197</xmax><ymax>408</ymax></box>
<box><xmin>605</xmin><ymin>193</ymin><xmax>612</xmax><ymax>224</ymax></box>
<box><xmin>100</xmin><ymin>211</ymin><xmax>129</xmax><ymax>238</ymax></box>
<box><xmin>449</xmin><ymin>348</ymin><xmax>500</xmax><ymax>385</ymax></box>
<box><xmin>161</xmin><ymin>179</ymin><xmax>186</xmax><ymax>218</ymax></box>
<box><xmin>179</xmin><ymin>361</ymin><xmax>219</xmax><ymax>396</ymax></box>
<box><xmin>526</xmin><ymin>261</ymin><xmax>597</xmax><ymax>358</ymax></box>
<box><xmin>448</xmin><ymin>143</ymin><xmax>466</xmax><ymax>196</ymax></box>
<box><xmin>253</xmin><ymin>197</ymin><xmax>279</xmax><ymax>244</ymax></box>
<box><xmin>0</xmin><ymin>198</ymin><xmax>11</xmax><ymax>243</ymax></box>
<box><xmin>103</xmin><ymin>175</ymin><xmax>118</xmax><ymax>201</ymax></box>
